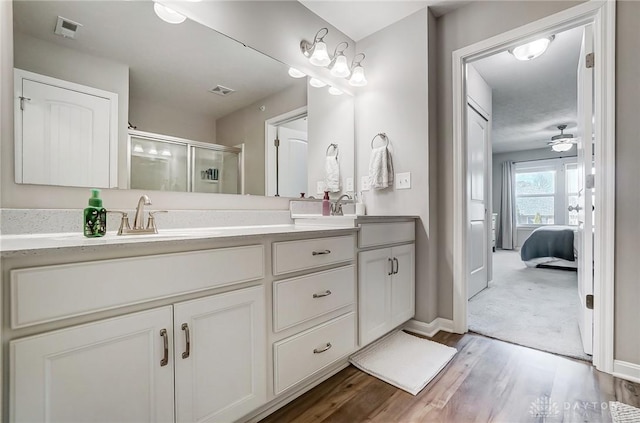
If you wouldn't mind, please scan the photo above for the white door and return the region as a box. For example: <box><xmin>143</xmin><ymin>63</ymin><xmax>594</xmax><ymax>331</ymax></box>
<box><xmin>16</xmin><ymin>70</ymin><xmax>116</xmax><ymax>188</ymax></box>
<box><xmin>174</xmin><ymin>286</ymin><xmax>267</xmax><ymax>423</ymax></box>
<box><xmin>576</xmin><ymin>25</ymin><xmax>595</xmax><ymax>356</ymax></box>
<box><xmin>467</xmin><ymin>105</ymin><xmax>490</xmax><ymax>299</ymax></box>
<box><xmin>390</xmin><ymin>244</ymin><xmax>415</xmax><ymax>328</ymax></box>
<box><xmin>278</xmin><ymin>127</ymin><xmax>308</xmax><ymax>198</ymax></box>
<box><xmin>10</xmin><ymin>306</ymin><xmax>175</xmax><ymax>423</ymax></box>
<box><xmin>358</xmin><ymin>248</ymin><xmax>392</xmax><ymax>346</ymax></box>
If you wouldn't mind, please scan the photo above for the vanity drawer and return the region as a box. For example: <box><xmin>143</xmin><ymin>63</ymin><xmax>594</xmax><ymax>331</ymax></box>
<box><xmin>358</xmin><ymin>222</ymin><xmax>415</xmax><ymax>248</ymax></box>
<box><xmin>272</xmin><ymin>235</ymin><xmax>355</xmax><ymax>276</ymax></box>
<box><xmin>273</xmin><ymin>265</ymin><xmax>355</xmax><ymax>332</ymax></box>
<box><xmin>273</xmin><ymin>312</ymin><xmax>356</xmax><ymax>395</ymax></box>
<box><xmin>11</xmin><ymin>245</ymin><xmax>264</xmax><ymax>329</ymax></box>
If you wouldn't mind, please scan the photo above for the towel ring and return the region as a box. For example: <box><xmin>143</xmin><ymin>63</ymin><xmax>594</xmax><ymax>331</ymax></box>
<box><xmin>326</xmin><ymin>143</ymin><xmax>339</xmax><ymax>158</ymax></box>
<box><xmin>371</xmin><ymin>133</ymin><xmax>389</xmax><ymax>149</ymax></box>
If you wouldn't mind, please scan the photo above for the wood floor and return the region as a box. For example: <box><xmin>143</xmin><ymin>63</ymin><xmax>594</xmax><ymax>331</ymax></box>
<box><xmin>259</xmin><ymin>332</ymin><xmax>640</xmax><ymax>423</ymax></box>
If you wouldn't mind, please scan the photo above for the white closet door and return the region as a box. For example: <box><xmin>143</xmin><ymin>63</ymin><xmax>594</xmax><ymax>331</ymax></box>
<box><xmin>16</xmin><ymin>70</ymin><xmax>116</xmax><ymax>187</ymax></box>
<box><xmin>10</xmin><ymin>306</ymin><xmax>175</xmax><ymax>423</ymax></box>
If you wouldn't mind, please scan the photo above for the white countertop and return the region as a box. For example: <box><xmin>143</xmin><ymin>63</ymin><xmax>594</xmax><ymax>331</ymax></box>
<box><xmin>0</xmin><ymin>224</ymin><xmax>358</xmax><ymax>255</ymax></box>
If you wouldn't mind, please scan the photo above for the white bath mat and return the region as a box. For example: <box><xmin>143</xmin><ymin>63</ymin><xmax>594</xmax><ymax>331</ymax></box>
<box><xmin>349</xmin><ymin>331</ymin><xmax>457</xmax><ymax>395</ymax></box>
<box><xmin>610</xmin><ymin>401</ymin><xmax>640</xmax><ymax>423</ymax></box>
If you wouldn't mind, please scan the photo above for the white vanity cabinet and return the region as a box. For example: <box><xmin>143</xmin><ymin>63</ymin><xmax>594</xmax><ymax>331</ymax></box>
<box><xmin>10</xmin><ymin>286</ymin><xmax>266</xmax><ymax>423</ymax></box>
<box><xmin>358</xmin><ymin>221</ymin><xmax>416</xmax><ymax>347</ymax></box>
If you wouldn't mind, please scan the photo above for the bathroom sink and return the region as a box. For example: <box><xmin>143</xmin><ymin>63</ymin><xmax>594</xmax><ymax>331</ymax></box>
<box><xmin>51</xmin><ymin>229</ymin><xmax>215</xmax><ymax>242</ymax></box>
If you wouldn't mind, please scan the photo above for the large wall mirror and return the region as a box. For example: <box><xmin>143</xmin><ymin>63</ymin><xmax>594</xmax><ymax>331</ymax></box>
<box><xmin>12</xmin><ymin>0</ymin><xmax>354</xmax><ymax>198</ymax></box>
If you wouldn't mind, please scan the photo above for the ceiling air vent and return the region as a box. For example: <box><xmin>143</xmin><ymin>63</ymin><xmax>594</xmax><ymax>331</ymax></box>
<box><xmin>54</xmin><ymin>16</ymin><xmax>83</xmax><ymax>39</ymax></box>
<box><xmin>208</xmin><ymin>85</ymin><xmax>236</xmax><ymax>97</ymax></box>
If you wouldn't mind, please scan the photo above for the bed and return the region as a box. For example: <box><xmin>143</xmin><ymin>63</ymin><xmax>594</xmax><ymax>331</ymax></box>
<box><xmin>520</xmin><ymin>226</ymin><xmax>578</xmax><ymax>270</ymax></box>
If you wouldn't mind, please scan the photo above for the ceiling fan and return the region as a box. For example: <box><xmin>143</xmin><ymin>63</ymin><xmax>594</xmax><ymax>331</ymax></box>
<box><xmin>548</xmin><ymin>124</ymin><xmax>577</xmax><ymax>152</ymax></box>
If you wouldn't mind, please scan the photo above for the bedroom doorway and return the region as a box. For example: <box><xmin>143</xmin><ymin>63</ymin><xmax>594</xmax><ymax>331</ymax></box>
<box><xmin>451</xmin><ymin>1</ymin><xmax>615</xmax><ymax>373</ymax></box>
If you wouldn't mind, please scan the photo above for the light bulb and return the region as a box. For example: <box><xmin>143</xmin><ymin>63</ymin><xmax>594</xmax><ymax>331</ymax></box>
<box><xmin>148</xmin><ymin>147</ymin><xmax>158</xmax><ymax>155</ymax></box>
<box><xmin>309</xmin><ymin>78</ymin><xmax>327</xmax><ymax>88</ymax></box>
<box><xmin>511</xmin><ymin>37</ymin><xmax>552</xmax><ymax>61</ymax></box>
<box><xmin>328</xmin><ymin>86</ymin><xmax>343</xmax><ymax>96</ymax></box>
<box><xmin>161</xmin><ymin>149</ymin><xmax>172</xmax><ymax>157</ymax></box>
<box><xmin>551</xmin><ymin>142</ymin><xmax>573</xmax><ymax>152</ymax></box>
<box><xmin>288</xmin><ymin>67</ymin><xmax>306</xmax><ymax>78</ymax></box>
<box><xmin>309</xmin><ymin>41</ymin><xmax>331</xmax><ymax>67</ymax></box>
<box><xmin>133</xmin><ymin>144</ymin><xmax>144</xmax><ymax>153</ymax></box>
<box><xmin>349</xmin><ymin>65</ymin><xmax>367</xmax><ymax>87</ymax></box>
<box><xmin>153</xmin><ymin>3</ymin><xmax>186</xmax><ymax>24</ymax></box>
<box><xmin>330</xmin><ymin>54</ymin><xmax>351</xmax><ymax>78</ymax></box>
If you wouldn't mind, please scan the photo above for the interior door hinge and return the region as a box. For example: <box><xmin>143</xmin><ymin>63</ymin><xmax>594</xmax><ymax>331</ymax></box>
<box><xmin>586</xmin><ymin>294</ymin><xmax>594</xmax><ymax>310</ymax></box>
<box><xmin>273</xmin><ymin>138</ymin><xmax>280</xmax><ymax>147</ymax></box>
<box><xmin>586</xmin><ymin>53</ymin><xmax>594</xmax><ymax>69</ymax></box>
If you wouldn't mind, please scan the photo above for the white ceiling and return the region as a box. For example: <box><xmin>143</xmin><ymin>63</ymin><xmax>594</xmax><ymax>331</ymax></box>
<box><xmin>13</xmin><ymin>1</ymin><xmax>300</xmax><ymax>121</ymax></box>
<box><xmin>472</xmin><ymin>26</ymin><xmax>584</xmax><ymax>154</ymax></box>
<box><xmin>299</xmin><ymin>0</ymin><xmax>469</xmax><ymax>42</ymax></box>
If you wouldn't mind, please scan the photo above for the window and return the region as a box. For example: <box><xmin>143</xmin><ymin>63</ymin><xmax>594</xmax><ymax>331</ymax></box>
<box><xmin>515</xmin><ymin>158</ymin><xmax>578</xmax><ymax>226</ymax></box>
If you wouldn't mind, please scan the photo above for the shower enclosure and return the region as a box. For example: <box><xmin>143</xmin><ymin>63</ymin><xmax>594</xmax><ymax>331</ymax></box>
<box><xmin>129</xmin><ymin>130</ymin><xmax>242</xmax><ymax>194</ymax></box>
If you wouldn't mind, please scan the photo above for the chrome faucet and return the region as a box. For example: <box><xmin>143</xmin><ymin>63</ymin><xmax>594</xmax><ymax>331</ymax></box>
<box><xmin>133</xmin><ymin>194</ymin><xmax>151</xmax><ymax>230</ymax></box>
<box><xmin>109</xmin><ymin>195</ymin><xmax>167</xmax><ymax>235</ymax></box>
<box><xmin>331</xmin><ymin>194</ymin><xmax>352</xmax><ymax>216</ymax></box>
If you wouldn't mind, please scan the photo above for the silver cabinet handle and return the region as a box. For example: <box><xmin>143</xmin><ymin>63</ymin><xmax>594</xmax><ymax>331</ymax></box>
<box><xmin>312</xmin><ymin>250</ymin><xmax>331</xmax><ymax>256</ymax></box>
<box><xmin>160</xmin><ymin>329</ymin><xmax>169</xmax><ymax>367</ymax></box>
<box><xmin>388</xmin><ymin>258</ymin><xmax>393</xmax><ymax>275</ymax></box>
<box><xmin>313</xmin><ymin>343</ymin><xmax>332</xmax><ymax>354</ymax></box>
<box><xmin>393</xmin><ymin>257</ymin><xmax>399</xmax><ymax>275</ymax></box>
<box><xmin>313</xmin><ymin>290</ymin><xmax>332</xmax><ymax>298</ymax></box>
<box><xmin>181</xmin><ymin>323</ymin><xmax>190</xmax><ymax>359</ymax></box>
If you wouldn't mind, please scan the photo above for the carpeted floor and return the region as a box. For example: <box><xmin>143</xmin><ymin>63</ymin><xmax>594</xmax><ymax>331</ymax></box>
<box><xmin>468</xmin><ymin>250</ymin><xmax>591</xmax><ymax>361</ymax></box>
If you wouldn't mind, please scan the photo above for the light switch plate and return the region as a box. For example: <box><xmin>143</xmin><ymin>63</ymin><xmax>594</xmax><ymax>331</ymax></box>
<box><xmin>361</xmin><ymin>176</ymin><xmax>370</xmax><ymax>191</ymax></box>
<box><xmin>345</xmin><ymin>177</ymin><xmax>354</xmax><ymax>192</ymax></box>
<box><xmin>395</xmin><ymin>172</ymin><xmax>411</xmax><ymax>189</ymax></box>
<box><xmin>317</xmin><ymin>181</ymin><xmax>325</xmax><ymax>195</ymax></box>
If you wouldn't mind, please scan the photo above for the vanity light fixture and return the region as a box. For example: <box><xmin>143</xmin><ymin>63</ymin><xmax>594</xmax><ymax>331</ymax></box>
<box><xmin>153</xmin><ymin>2</ymin><xmax>186</xmax><ymax>24</ymax></box>
<box><xmin>329</xmin><ymin>42</ymin><xmax>351</xmax><ymax>78</ymax></box>
<box><xmin>309</xmin><ymin>77</ymin><xmax>327</xmax><ymax>88</ymax></box>
<box><xmin>133</xmin><ymin>144</ymin><xmax>144</xmax><ymax>154</ymax></box>
<box><xmin>161</xmin><ymin>149</ymin><xmax>172</xmax><ymax>157</ymax></box>
<box><xmin>148</xmin><ymin>147</ymin><xmax>158</xmax><ymax>155</ymax></box>
<box><xmin>509</xmin><ymin>36</ymin><xmax>555</xmax><ymax>61</ymax></box>
<box><xmin>288</xmin><ymin>67</ymin><xmax>306</xmax><ymax>78</ymax></box>
<box><xmin>328</xmin><ymin>86</ymin><xmax>343</xmax><ymax>96</ymax></box>
<box><xmin>301</xmin><ymin>28</ymin><xmax>331</xmax><ymax>67</ymax></box>
<box><xmin>348</xmin><ymin>53</ymin><xmax>367</xmax><ymax>87</ymax></box>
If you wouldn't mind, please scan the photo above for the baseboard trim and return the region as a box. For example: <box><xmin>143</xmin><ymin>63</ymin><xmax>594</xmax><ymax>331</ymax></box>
<box><xmin>404</xmin><ymin>318</ymin><xmax>454</xmax><ymax>338</ymax></box>
<box><xmin>613</xmin><ymin>360</ymin><xmax>640</xmax><ymax>384</ymax></box>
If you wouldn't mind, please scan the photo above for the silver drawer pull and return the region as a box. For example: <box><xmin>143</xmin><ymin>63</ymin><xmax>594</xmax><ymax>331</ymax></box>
<box><xmin>312</xmin><ymin>249</ymin><xmax>331</xmax><ymax>256</ymax></box>
<box><xmin>160</xmin><ymin>329</ymin><xmax>169</xmax><ymax>367</ymax></box>
<box><xmin>313</xmin><ymin>342</ymin><xmax>332</xmax><ymax>354</ymax></box>
<box><xmin>312</xmin><ymin>290</ymin><xmax>332</xmax><ymax>298</ymax></box>
<box><xmin>181</xmin><ymin>323</ymin><xmax>191</xmax><ymax>359</ymax></box>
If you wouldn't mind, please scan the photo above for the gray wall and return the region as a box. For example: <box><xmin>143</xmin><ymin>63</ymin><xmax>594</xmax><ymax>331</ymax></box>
<box><xmin>434</xmin><ymin>0</ymin><xmax>640</xmax><ymax>365</ymax></box>
<box><xmin>356</xmin><ymin>9</ymin><xmax>437</xmax><ymax>323</ymax></box>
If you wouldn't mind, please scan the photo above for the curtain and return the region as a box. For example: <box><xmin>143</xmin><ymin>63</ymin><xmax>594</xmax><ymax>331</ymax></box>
<box><xmin>499</xmin><ymin>161</ymin><xmax>517</xmax><ymax>250</ymax></box>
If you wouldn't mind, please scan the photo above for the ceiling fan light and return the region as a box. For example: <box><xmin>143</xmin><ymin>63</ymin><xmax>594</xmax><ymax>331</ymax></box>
<box><xmin>153</xmin><ymin>2</ymin><xmax>186</xmax><ymax>24</ymax></box>
<box><xmin>551</xmin><ymin>142</ymin><xmax>573</xmax><ymax>152</ymax></box>
<box><xmin>510</xmin><ymin>36</ymin><xmax>553</xmax><ymax>61</ymax></box>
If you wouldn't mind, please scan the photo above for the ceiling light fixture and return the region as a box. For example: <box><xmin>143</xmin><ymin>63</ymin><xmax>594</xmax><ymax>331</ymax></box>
<box><xmin>329</xmin><ymin>42</ymin><xmax>351</xmax><ymax>78</ymax></box>
<box><xmin>328</xmin><ymin>86</ymin><xmax>343</xmax><ymax>96</ymax></box>
<box><xmin>153</xmin><ymin>2</ymin><xmax>186</xmax><ymax>24</ymax></box>
<box><xmin>288</xmin><ymin>67</ymin><xmax>306</xmax><ymax>78</ymax></box>
<box><xmin>548</xmin><ymin>124</ymin><xmax>576</xmax><ymax>152</ymax></box>
<box><xmin>301</xmin><ymin>28</ymin><xmax>331</xmax><ymax>67</ymax></box>
<box><xmin>509</xmin><ymin>35</ymin><xmax>555</xmax><ymax>61</ymax></box>
<box><xmin>309</xmin><ymin>78</ymin><xmax>327</xmax><ymax>88</ymax></box>
<box><xmin>348</xmin><ymin>53</ymin><xmax>367</xmax><ymax>87</ymax></box>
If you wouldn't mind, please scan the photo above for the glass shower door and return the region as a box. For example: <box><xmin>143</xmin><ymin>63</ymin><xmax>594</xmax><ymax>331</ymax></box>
<box><xmin>130</xmin><ymin>136</ymin><xmax>188</xmax><ymax>192</ymax></box>
<box><xmin>191</xmin><ymin>146</ymin><xmax>240</xmax><ymax>194</ymax></box>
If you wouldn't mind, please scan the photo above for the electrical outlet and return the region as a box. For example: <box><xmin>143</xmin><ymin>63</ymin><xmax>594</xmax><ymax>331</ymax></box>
<box><xmin>361</xmin><ymin>176</ymin><xmax>370</xmax><ymax>191</ymax></box>
<box><xmin>345</xmin><ymin>177</ymin><xmax>354</xmax><ymax>192</ymax></box>
<box><xmin>395</xmin><ymin>172</ymin><xmax>411</xmax><ymax>190</ymax></box>
<box><xmin>317</xmin><ymin>181</ymin><xmax>325</xmax><ymax>195</ymax></box>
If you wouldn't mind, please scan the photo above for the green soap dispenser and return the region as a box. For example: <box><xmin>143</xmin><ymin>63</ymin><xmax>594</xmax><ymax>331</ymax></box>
<box><xmin>84</xmin><ymin>189</ymin><xmax>107</xmax><ymax>238</ymax></box>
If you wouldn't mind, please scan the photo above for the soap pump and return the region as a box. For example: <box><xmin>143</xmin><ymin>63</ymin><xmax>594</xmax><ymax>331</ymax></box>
<box><xmin>84</xmin><ymin>189</ymin><xmax>107</xmax><ymax>238</ymax></box>
<box><xmin>322</xmin><ymin>191</ymin><xmax>331</xmax><ymax>216</ymax></box>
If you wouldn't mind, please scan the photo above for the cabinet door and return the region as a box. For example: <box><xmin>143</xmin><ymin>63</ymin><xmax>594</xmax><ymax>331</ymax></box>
<box><xmin>358</xmin><ymin>248</ymin><xmax>392</xmax><ymax>347</ymax></box>
<box><xmin>10</xmin><ymin>306</ymin><xmax>174</xmax><ymax>423</ymax></box>
<box><xmin>390</xmin><ymin>244</ymin><xmax>415</xmax><ymax>328</ymax></box>
<box><xmin>174</xmin><ymin>286</ymin><xmax>266</xmax><ymax>423</ymax></box>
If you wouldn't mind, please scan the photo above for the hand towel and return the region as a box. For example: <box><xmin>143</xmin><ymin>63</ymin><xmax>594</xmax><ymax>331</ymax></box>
<box><xmin>325</xmin><ymin>156</ymin><xmax>340</xmax><ymax>192</ymax></box>
<box><xmin>368</xmin><ymin>146</ymin><xmax>394</xmax><ymax>190</ymax></box>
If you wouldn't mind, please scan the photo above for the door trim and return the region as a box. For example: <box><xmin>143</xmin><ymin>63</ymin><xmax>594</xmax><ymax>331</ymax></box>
<box><xmin>451</xmin><ymin>0</ymin><xmax>615</xmax><ymax>373</ymax></box>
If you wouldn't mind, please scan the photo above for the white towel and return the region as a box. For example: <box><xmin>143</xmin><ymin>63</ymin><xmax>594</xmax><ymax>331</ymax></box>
<box><xmin>325</xmin><ymin>156</ymin><xmax>340</xmax><ymax>192</ymax></box>
<box><xmin>368</xmin><ymin>146</ymin><xmax>394</xmax><ymax>189</ymax></box>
